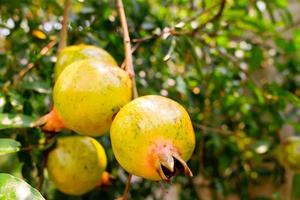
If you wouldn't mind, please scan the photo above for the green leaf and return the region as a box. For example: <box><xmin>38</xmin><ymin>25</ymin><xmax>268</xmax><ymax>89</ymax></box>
<box><xmin>274</xmin><ymin>0</ymin><xmax>288</xmax><ymax>8</ymax></box>
<box><xmin>0</xmin><ymin>113</ymin><xmax>35</xmax><ymax>130</ymax></box>
<box><xmin>0</xmin><ymin>173</ymin><xmax>45</xmax><ymax>200</ymax></box>
<box><xmin>21</xmin><ymin>81</ymin><xmax>51</xmax><ymax>94</ymax></box>
<box><xmin>293</xmin><ymin>174</ymin><xmax>300</xmax><ymax>199</ymax></box>
<box><xmin>249</xmin><ymin>46</ymin><xmax>263</xmax><ymax>70</ymax></box>
<box><xmin>286</xmin><ymin>92</ymin><xmax>300</xmax><ymax>107</ymax></box>
<box><xmin>0</xmin><ymin>93</ymin><xmax>5</xmax><ymax>113</ymax></box>
<box><xmin>0</xmin><ymin>139</ymin><xmax>21</xmax><ymax>155</ymax></box>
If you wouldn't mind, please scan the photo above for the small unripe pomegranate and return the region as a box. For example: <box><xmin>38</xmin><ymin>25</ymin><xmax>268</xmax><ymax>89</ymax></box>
<box><xmin>54</xmin><ymin>44</ymin><xmax>118</xmax><ymax>80</ymax></box>
<box><xmin>47</xmin><ymin>136</ymin><xmax>107</xmax><ymax>195</ymax></box>
<box><xmin>53</xmin><ymin>59</ymin><xmax>132</xmax><ymax>136</ymax></box>
<box><xmin>110</xmin><ymin>95</ymin><xmax>195</xmax><ymax>181</ymax></box>
<box><xmin>277</xmin><ymin>136</ymin><xmax>300</xmax><ymax>172</ymax></box>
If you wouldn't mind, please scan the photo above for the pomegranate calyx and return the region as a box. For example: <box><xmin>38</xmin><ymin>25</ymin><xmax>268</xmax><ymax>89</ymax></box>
<box><xmin>32</xmin><ymin>108</ymin><xmax>65</xmax><ymax>133</ymax></box>
<box><xmin>157</xmin><ymin>152</ymin><xmax>193</xmax><ymax>182</ymax></box>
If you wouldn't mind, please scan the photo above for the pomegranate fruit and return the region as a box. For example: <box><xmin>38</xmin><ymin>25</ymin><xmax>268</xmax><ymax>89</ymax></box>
<box><xmin>35</xmin><ymin>45</ymin><xmax>119</xmax><ymax>133</ymax></box>
<box><xmin>110</xmin><ymin>95</ymin><xmax>195</xmax><ymax>181</ymax></box>
<box><xmin>53</xmin><ymin>59</ymin><xmax>132</xmax><ymax>136</ymax></box>
<box><xmin>277</xmin><ymin>136</ymin><xmax>300</xmax><ymax>172</ymax></box>
<box><xmin>47</xmin><ymin>136</ymin><xmax>107</xmax><ymax>195</ymax></box>
<box><xmin>54</xmin><ymin>44</ymin><xmax>118</xmax><ymax>80</ymax></box>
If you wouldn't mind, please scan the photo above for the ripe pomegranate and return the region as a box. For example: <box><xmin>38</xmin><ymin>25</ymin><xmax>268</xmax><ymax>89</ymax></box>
<box><xmin>47</xmin><ymin>136</ymin><xmax>107</xmax><ymax>195</ymax></box>
<box><xmin>110</xmin><ymin>95</ymin><xmax>195</xmax><ymax>181</ymax></box>
<box><xmin>35</xmin><ymin>45</ymin><xmax>119</xmax><ymax>133</ymax></box>
<box><xmin>277</xmin><ymin>136</ymin><xmax>300</xmax><ymax>172</ymax></box>
<box><xmin>53</xmin><ymin>59</ymin><xmax>132</xmax><ymax>136</ymax></box>
<box><xmin>54</xmin><ymin>44</ymin><xmax>118</xmax><ymax>80</ymax></box>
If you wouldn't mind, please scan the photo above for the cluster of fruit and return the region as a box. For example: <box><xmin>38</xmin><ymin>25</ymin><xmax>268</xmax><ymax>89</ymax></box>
<box><xmin>41</xmin><ymin>44</ymin><xmax>196</xmax><ymax>195</ymax></box>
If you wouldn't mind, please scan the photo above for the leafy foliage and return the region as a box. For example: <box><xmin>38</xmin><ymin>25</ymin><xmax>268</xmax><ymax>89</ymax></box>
<box><xmin>0</xmin><ymin>0</ymin><xmax>300</xmax><ymax>199</ymax></box>
<box><xmin>0</xmin><ymin>139</ymin><xmax>21</xmax><ymax>155</ymax></box>
<box><xmin>0</xmin><ymin>173</ymin><xmax>45</xmax><ymax>200</ymax></box>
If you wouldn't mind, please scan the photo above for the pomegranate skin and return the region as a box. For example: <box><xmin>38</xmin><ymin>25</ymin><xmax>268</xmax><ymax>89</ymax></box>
<box><xmin>54</xmin><ymin>44</ymin><xmax>118</xmax><ymax>81</ymax></box>
<box><xmin>53</xmin><ymin>59</ymin><xmax>132</xmax><ymax>136</ymax></box>
<box><xmin>47</xmin><ymin>136</ymin><xmax>107</xmax><ymax>195</ymax></box>
<box><xmin>110</xmin><ymin>95</ymin><xmax>195</xmax><ymax>181</ymax></box>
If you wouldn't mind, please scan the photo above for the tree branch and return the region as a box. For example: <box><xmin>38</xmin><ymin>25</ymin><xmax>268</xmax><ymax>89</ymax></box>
<box><xmin>116</xmin><ymin>0</ymin><xmax>138</xmax><ymax>99</ymax></box>
<box><xmin>14</xmin><ymin>39</ymin><xmax>57</xmax><ymax>83</ymax></box>
<box><xmin>116</xmin><ymin>0</ymin><xmax>138</xmax><ymax>199</ymax></box>
<box><xmin>190</xmin><ymin>0</ymin><xmax>226</xmax><ymax>35</ymax></box>
<box><xmin>58</xmin><ymin>0</ymin><xmax>71</xmax><ymax>52</ymax></box>
<box><xmin>193</xmin><ymin>123</ymin><xmax>234</xmax><ymax>136</ymax></box>
<box><xmin>131</xmin><ymin>0</ymin><xmax>226</xmax><ymax>43</ymax></box>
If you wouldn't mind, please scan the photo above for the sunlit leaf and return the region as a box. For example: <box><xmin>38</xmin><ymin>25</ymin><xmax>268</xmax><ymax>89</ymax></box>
<box><xmin>0</xmin><ymin>93</ymin><xmax>6</xmax><ymax>113</ymax></box>
<box><xmin>0</xmin><ymin>173</ymin><xmax>45</xmax><ymax>200</ymax></box>
<box><xmin>22</xmin><ymin>81</ymin><xmax>51</xmax><ymax>94</ymax></box>
<box><xmin>0</xmin><ymin>139</ymin><xmax>21</xmax><ymax>155</ymax></box>
<box><xmin>286</xmin><ymin>92</ymin><xmax>300</xmax><ymax>108</ymax></box>
<box><xmin>0</xmin><ymin>113</ymin><xmax>34</xmax><ymax>130</ymax></box>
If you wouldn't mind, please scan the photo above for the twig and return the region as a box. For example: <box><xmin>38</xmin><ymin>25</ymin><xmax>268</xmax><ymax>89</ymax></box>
<box><xmin>190</xmin><ymin>0</ymin><xmax>226</xmax><ymax>35</ymax></box>
<box><xmin>37</xmin><ymin>0</ymin><xmax>71</xmax><ymax>192</ymax></box>
<box><xmin>283</xmin><ymin>169</ymin><xmax>294</xmax><ymax>200</ymax></box>
<box><xmin>131</xmin><ymin>1</ymin><xmax>225</xmax><ymax>43</ymax></box>
<box><xmin>116</xmin><ymin>0</ymin><xmax>138</xmax><ymax>99</ymax></box>
<box><xmin>121</xmin><ymin>42</ymin><xmax>141</xmax><ymax>69</ymax></box>
<box><xmin>182</xmin><ymin>2</ymin><xmax>220</xmax><ymax>24</ymax></box>
<box><xmin>37</xmin><ymin>134</ymin><xmax>54</xmax><ymax>192</ymax></box>
<box><xmin>122</xmin><ymin>174</ymin><xmax>132</xmax><ymax>200</ymax></box>
<box><xmin>37</xmin><ymin>152</ymin><xmax>47</xmax><ymax>191</ymax></box>
<box><xmin>281</xmin><ymin>19</ymin><xmax>300</xmax><ymax>33</ymax></box>
<box><xmin>194</xmin><ymin>123</ymin><xmax>234</xmax><ymax>136</ymax></box>
<box><xmin>277</xmin><ymin>131</ymin><xmax>294</xmax><ymax>199</ymax></box>
<box><xmin>116</xmin><ymin>0</ymin><xmax>139</xmax><ymax>199</ymax></box>
<box><xmin>58</xmin><ymin>0</ymin><xmax>71</xmax><ymax>52</ymax></box>
<box><xmin>15</xmin><ymin>40</ymin><xmax>57</xmax><ymax>81</ymax></box>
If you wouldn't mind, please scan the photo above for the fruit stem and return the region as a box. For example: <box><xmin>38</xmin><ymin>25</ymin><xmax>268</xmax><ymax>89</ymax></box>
<box><xmin>116</xmin><ymin>0</ymin><xmax>138</xmax><ymax>198</ymax></box>
<box><xmin>122</xmin><ymin>173</ymin><xmax>132</xmax><ymax>200</ymax></box>
<box><xmin>58</xmin><ymin>0</ymin><xmax>71</xmax><ymax>52</ymax></box>
<box><xmin>116</xmin><ymin>0</ymin><xmax>138</xmax><ymax>99</ymax></box>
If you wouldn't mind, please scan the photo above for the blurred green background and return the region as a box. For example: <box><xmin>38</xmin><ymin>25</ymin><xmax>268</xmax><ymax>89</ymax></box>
<box><xmin>0</xmin><ymin>0</ymin><xmax>300</xmax><ymax>199</ymax></box>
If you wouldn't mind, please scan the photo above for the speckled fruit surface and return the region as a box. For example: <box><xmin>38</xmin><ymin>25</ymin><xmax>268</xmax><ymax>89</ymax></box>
<box><xmin>46</xmin><ymin>136</ymin><xmax>107</xmax><ymax>195</ymax></box>
<box><xmin>54</xmin><ymin>44</ymin><xmax>118</xmax><ymax>80</ymax></box>
<box><xmin>110</xmin><ymin>95</ymin><xmax>195</xmax><ymax>181</ymax></box>
<box><xmin>277</xmin><ymin>136</ymin><xmax>300</xmax><ymax>172</ymax></box>
<box><xmin>53</xmin><ymin>59</ymin><xmax>132</xmax><ymax>136</ymax></box>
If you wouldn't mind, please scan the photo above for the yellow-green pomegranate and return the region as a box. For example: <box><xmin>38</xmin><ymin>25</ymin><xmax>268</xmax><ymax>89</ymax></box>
<box><xmin>47</xmin><ymin>136</ymin><xmax>107</xmax><ymax>195</ymax></box>
<box><xmin>277</xmin><ymin>136</ymin><xmax>300</xmax><ymax>172</ymax></box>
<box><xmin>53</xmin><ymin>59</ymin><xmax>132</xmax><ymax>136</ymax></box>
<box><xmin>110</xmin><ymin>95</ymin><xmax>195</xmax><ymax>181</ymax></box>
<box><xmin>54</xmin><ymin>44</ymin><xmax>118</xmax><ymax>80</ymax></box>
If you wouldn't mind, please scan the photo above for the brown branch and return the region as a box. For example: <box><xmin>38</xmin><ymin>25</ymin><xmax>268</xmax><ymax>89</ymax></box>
<box><xmin>190</xmin><ymin>0</ymin><xmax>226</xmax><ymax>35</ymax></box>
<box><xmin>281</xmin><ymin>19</ymin><xmax>300</xmax><ymax>33</ymax></box>
<box><xmin>37</xmin><ymin>153</ymin><xmax>47</xmax><ymax>191</ymax></box>
<box><xmin>182</xmin><ymin>2</ymin><xmax>220</xmax><ymax>24</ymax></box>
<box><xmin>121</xmin><ymin>42</ymin><xmax>141</xmax><ymax>69</ymax></box>
<box><xmin>277</xmin><ymin>130</ymin><xmax>294</xmax><ymax>199</ymax></box>
<box><xmin>193</xmin><ymin>123</ymin><xmax>234</xmax><ymax>136</ymax></box>
<box><xmin>116</xmin><ymin>0</ymin><xmax>138</xmax><ymax>99</ymax></box>
<box><xmin>15</xmin><ymin>39</ymin><xmax>57</xmax><ymax>82</ymax></box>
<box><xmin>58</xmin><ymin>0</ymin><xmax>71</xmax><ymax>52</ymax></box>
<box><xmin>131</xmin><ymin>1</ymin><xmax>225</xmax><ymax>44</ymax></box>
<box><xmin>37</xmin><ymin>134</ymin><xmax>54</xmax><ymax>192</ymax></box>
<box><xmin>122</xmin><ymin>174</ymin><xmax>132</xmax><ymax>200</ymax></box>
<box><xmin>116</xmin><ymin>0</ymin><xmax>139</xmax><ymax>199</ymax></box>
